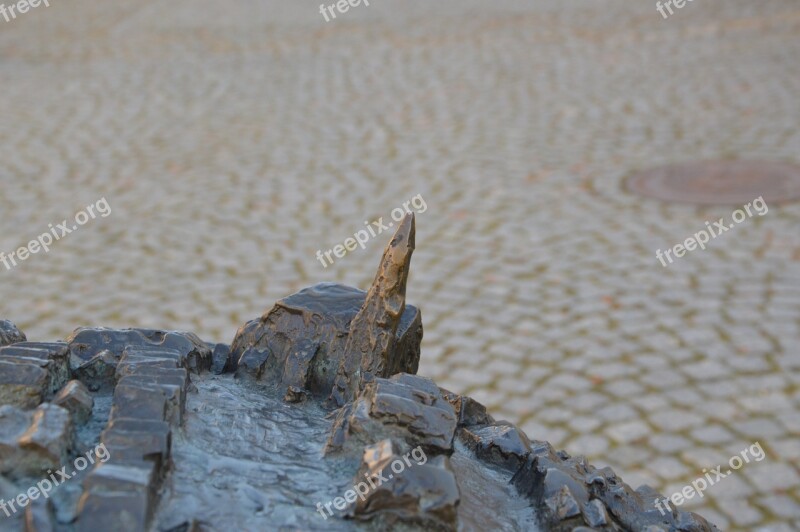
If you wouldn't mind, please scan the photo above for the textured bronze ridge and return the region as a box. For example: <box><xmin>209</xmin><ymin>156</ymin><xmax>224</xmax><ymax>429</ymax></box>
<box><xmin>330</xmin><ymin>213</ymin><xmax>416</xmax><ymax>407</ymax></box>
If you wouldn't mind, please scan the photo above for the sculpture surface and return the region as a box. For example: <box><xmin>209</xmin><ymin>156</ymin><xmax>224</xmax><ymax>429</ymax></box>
<box><xmin>0</xmin><ymin>216</ymin><xmax>718</xmax><ymax>531</ymax></box>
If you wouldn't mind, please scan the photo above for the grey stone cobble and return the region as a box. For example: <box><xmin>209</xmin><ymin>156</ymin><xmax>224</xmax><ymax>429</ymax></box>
<box><xmin>0</xmin><ymin>0</ymin><xmax>798</xmax><ymax>529</ymax></box>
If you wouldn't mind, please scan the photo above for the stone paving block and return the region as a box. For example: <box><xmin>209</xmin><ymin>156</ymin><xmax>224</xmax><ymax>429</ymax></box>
<box><xmin>561</xmin><ymin>392</ymin><xmax>609</xmax><ymax>413</ymax></box>
<box><xmin>726</xmin><ymin>355</ymin><xmax>772</xmax><ymax>372</ymax></box>
<box><xmin>640</xmin><ymin>369</ymin><xmax>690</xmax><ymax>389</ymax></box>
<box><xmin>747</xmin><ymin>463</ymin><xmax>800</xmax><ymax>493</ymax></box>
<box><xmin>650</xmin><ymin>409</ymin><xmax>706</xmax><ymax>432</ymax></box>
<box><xmin>693</xmin><ymin>400</ymin><xmax>741</xmax><ymax>421</ymax></box>
<box><xmin>758</xmin><ymin>494</ymin><xmax>800</xmax><ymax>520</ymax></box>
<box><xmin>679</xmin><ymin>447</ymin><xmax>732</xmax><ymax>471</ymax></box>
<box><xmin>596</xmin><ymin>403</ymin><xmax>639</xmax><ymax>423</ymax></box>
<box><xmin>635</xmin><ymin>395</ymin><xmax>671</xmax><ymax>412</ymax></box>
<box><xmin>771</xmin><ymin>437</ymin><xmax>800</xmax><ymax>461</ymax></box>
<box><xmin>566</xmin><ymin>433</ymin><xmax>609</xmax><ymax>456</ymax></box>
<box><xmin>690</xmin><ymin>424</ymin><xmax>737</xmax><ymax>445</ymax></box>
<box><xmin>646</xmin><ymin>456</ymin><xmax>691</xmax><ymax>481</ymax></box>
<box><xmin>446</xmin><ymin>366</ymin><xmax>494</xmax><ymax>389</ymax></box>
<box><xmin>605</xmin><ymin>420</ymin><xmax>651</xmax><ymax>444</ymax></box>
<box><xmin>537</xmin><ymin>407</ymin><xmax>576</xmax><ymax>424</ymax></box>
<box><xmin>709</xmin><ymin>473</ymin><xmax>757</xmax><ymax>502</ymax></box>
<box><xmin>605</xmin><ymin>379</ymin><xmax>645</xmax><ymax>398</ymax></box>
<box><xmin>605</xmin><ymin>445</ymin><xmax>653</xmax><ymax>469</ymax></box>
<box><xmin>740</xmin><ymin>417</ymin><xmax>792</xmax><ymax>439</ymax></box>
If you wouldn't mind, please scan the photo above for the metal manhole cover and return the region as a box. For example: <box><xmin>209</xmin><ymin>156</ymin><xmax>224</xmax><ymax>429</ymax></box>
<box><xmin>626</xmin><ymin>160</ymin><xmax>800</xmax><ymax>205</ymax></box>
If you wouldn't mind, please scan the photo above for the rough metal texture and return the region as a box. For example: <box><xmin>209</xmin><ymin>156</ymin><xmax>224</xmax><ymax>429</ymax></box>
<box><xmin>229</xmin><ymin>283</ymin><xmax>422</xmax><ymax>399</ymax></box>
<box><xmin>229</xmin><ymin>214</ymin><xmax>422</xmax><ymax>403</ymax></box>
<box><xmin>327</xmin><ymin>373</ymin><xmax>458</xmax><ymax>455</ymax></box>
<box><xmin>0</xmin><ymin>320</ymin><xmax>26</xmax><ymax>347</ymax></box>
<box><xmin>0</xmin><ymin>403</ymin><xmax>74</xmax><ymax>480</ymax></box>
<box><xmin>349</xmin><ymin>438</ymin><xmax>460</xmax><ymax>530</ymax></box>
<box><xmin>66</xmin><ymin>328</ymin><xmax>212</xmax><ymax>377</ymax></box>
<box><xmin>0</xmin><ymin>225</ymin><xmax>719</xmax><ymax>531</ymax></box>
<box><xmin>0</xmin><ymin>342</ymin><xmax>70</xmax><ymax>409</ymax></box>
<box><xmin>53</xmin><ymin>380</ymin><xmax>94</xmax><ymax>426</ymax></box>
<box><xmin>330</xmin><ymin>213</ymin><xmax>418</xmax><ymax>406</ymax></box>
<box><xmin>511</xmin><ymin>443</ymin><xmax>716</xmax><ymax>532</ymax></box>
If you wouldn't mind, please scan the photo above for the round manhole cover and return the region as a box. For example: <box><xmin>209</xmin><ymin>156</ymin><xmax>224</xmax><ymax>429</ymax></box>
<box><xmin>626</xmin><ymin>160</ymin><xmax>800</xmax><ymax>205</ymax></box>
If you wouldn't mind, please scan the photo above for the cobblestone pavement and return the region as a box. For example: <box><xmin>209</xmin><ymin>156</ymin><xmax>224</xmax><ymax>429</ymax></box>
<box><xmin>1</xmin><ymin>0</ymin><xmax>799</xmax><ymax>529</ymax></box>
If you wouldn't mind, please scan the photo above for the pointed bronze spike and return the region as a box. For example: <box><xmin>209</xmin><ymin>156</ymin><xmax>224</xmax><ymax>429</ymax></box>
<box><xmin>329</xmin><ymin>213</ymin><xmax>416</xmax><ymax>406</ymax></box>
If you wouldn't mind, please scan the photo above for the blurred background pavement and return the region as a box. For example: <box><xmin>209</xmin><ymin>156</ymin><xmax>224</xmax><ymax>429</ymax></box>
<box><xmin>1</xmin><ymin>1</ymin><xmax>799</xmax><ymax>529</ymax></box>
